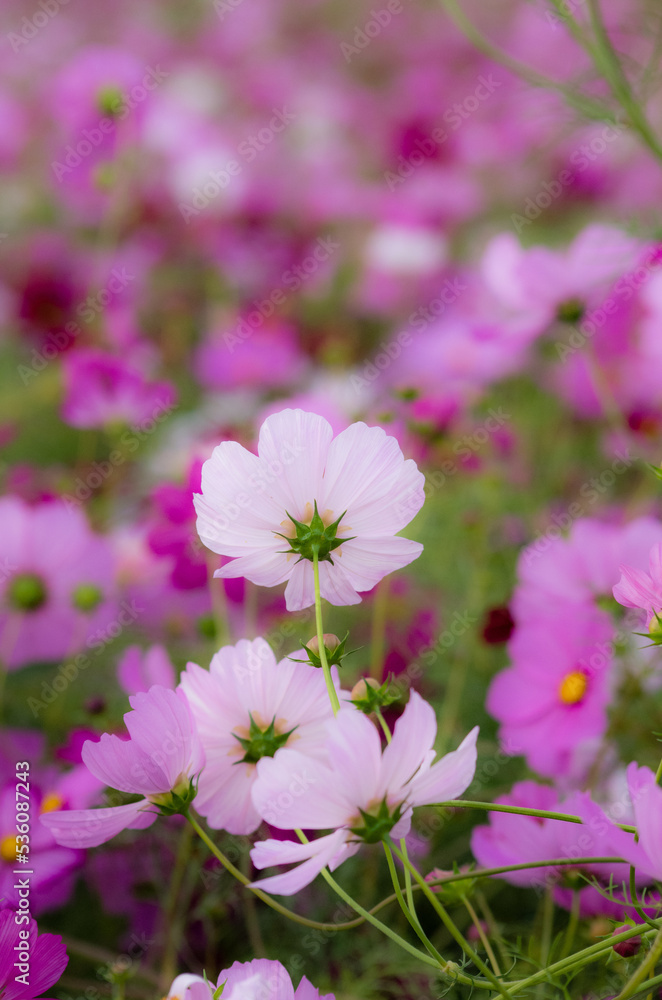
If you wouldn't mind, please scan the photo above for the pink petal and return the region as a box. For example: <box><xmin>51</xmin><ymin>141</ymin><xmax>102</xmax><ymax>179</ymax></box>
<box><xmin>219</xmin><ymin>960</ymin><xmax>295</xmax><ymax>1000</ymax></box>
<box><xmin>250</xmin><ymin>829</ymin><xmax>350</xmax><ymax>895</ymax></box>
<box><xmin>408</xmin><ymin>727</ymin><xmax>479</xmax><ymax>807</ymax></box>
<box><xmin>252</xmin><ymin>750</ymin><xmax>350</xmax><ymax>829</ymax></box>
<box><xmin>40</xmin><ymin>800</ymin><xmax>156</xmax><ymax>848</ymax></box>
<box><xmin>379</xmin><ymin>691</ymin><xmax>437</xmax><ymax>795</ymax></box>
<box><xmin>257</xmin><ymin>409</ymin><xmax>333</xmax><ymax>516</ymax></box>
<box><xmin>613</xmin><ymin>564</ymin><xmax>661</xmax><ymax>611</ymax></box>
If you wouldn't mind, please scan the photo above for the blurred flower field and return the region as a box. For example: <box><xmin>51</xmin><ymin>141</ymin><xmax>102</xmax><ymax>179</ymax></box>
<box><xmin>3</xmin><ymin>0</ymin><xmax>662</xmax><ymax>998</ymax></box>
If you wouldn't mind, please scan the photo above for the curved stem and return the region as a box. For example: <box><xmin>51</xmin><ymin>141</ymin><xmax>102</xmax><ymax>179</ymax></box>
<box><xmin>312</xmin><ymin>550</ymin><xmax>340</xmax><ymax>715</ymax></box>
<box><xmin>438</xmin><ymin>799</ymin><xmax>636</xmax><ymax>833</ymax></box>
<box><xmin>383</xmin><ymin>841</ymin><xmax>447</xmax><ymax>967</ymax></box>
<box><xmin>461</xmin><ymin>892</ymin><xmax>502</xmax><ymax>977</ymax></box>
<box><xmin>185</xmin><ymin>810</ymin><xmax>361</xmax><ymax>931</ymax></box>
<box><xmin>387</xmin><ymin>839</ymin><xmax>511</xmax><ymax>998</ymax></box>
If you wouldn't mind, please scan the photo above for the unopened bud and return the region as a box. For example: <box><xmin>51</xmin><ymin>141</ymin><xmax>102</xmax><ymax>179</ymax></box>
<box><xmin>351</xmin><ymin>677</ymin><xmax>380</xmax><ymax>701</ymax></box>
<box><xmin>307</xmin><ymin>634</ymin><xmax>341</xmax><ymax>656</ymax></box>
<box><xmin>612</xmin><ymin>924</ymin><xmax>641</xmax><ymax>957</ymax></box>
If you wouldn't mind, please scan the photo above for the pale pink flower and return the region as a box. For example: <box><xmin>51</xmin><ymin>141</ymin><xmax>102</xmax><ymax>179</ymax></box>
<box><xmin>179</xmin><ymin>638</ymin><xmax>341</xmax><ymax>835</ymax></box>
<box><xmin>194</xmin><ymin>409</ymin><xmax>425</xmax><ymax>611</ymax></box>
<box><xmin>167</xmin><ymin>958</ymin><xmax>334</xmax><ymax>1000</ymax></box>
<box><xmin>41</xmin><ymin>687</ymin><xmax>204</xmax><ymax>848</ymax></box>
<box><xmin>613</xmin><ymin>541</ymin><xmax>662</xmax><ymax>630</ymax></box>
<box><xmin>249</xmin><ymin>692</ymin><xmax>478</xmax><ymax>894</ymax></box>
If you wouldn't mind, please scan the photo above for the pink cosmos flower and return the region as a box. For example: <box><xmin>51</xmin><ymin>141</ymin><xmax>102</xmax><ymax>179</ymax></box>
<box><xmin>167</xmin><ymin>958</ymin><xmax>333</xmax><ymax>1000</ymax></box>
<box><xmin>0</xmin><ymin>496</ymin><xmax>118</xmax><ymax>670</ymax></box>
<box><xmin>487</xmin><ymin>613</ymin><xmax>614</xmax><ymax>778</ymax></box>
<box><xmin>117</xmin><ymin>644</ymin><xmax>176</xmax><ymax>695</ymax></box>
<box><xmin>0</xmin><ymin>909</ymin><xmax>68</xmax><ymax>1000</ymax></box>
<box><xmin>179</xmin><ymin>637</ymin><xmax>341</xmax><ymax>835</ymax></box>
<box><xmin>194</xmin><ymin>318</ymin><xmax>306</xmax><ymax>391</ymax></box>
<box><xmin>601</xmin><ymin>763</ymin><xmax>662</xmax><ymax>882</ymax></box>
<box><xmin>471</xmin><ymin>780</ymin><xmax>641</xmax><ymax>919</ymax></box>
<box><xmin>61</xmin><ymin>349</ymin><xmax>176</xmax><ymax>431</ymax></box>
<box><xmin>613</xmin><ymin>541</ymin><xmax>662</xmax><ymax>631</ymax></box>
<box><xmin>481</xmin><ymin>225</ymin><xmax>642</xmax><ymax>329</ymax></box>
<box><xmin>41</xmin><ymin>686</ymin><xmax>204</xmax><ymax>848</ymax></box>
<box><xmin>194</xmin><ymin>409</ymin><xmax>425</xmax><ymax>611</ymax></box>
<box><xmin>249</xmin><ymin>692</ymin><xmax>478</xmax><ymax>895</ymax></box>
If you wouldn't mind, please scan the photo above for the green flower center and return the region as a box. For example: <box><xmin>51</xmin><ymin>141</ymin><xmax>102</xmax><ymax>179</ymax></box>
<box><xmin>72</xmin><ymin>583</ymin><xmax>103</xmax><ymax>613</ymax></box>
<box><xmin>8</xmin><ymin>573</ymin><xmax>47</xmax><ymax>612</ymax></box>
<box><xmin>556</xmin><ymin>298</ymin><xmax>585</xmax><ymax>323</ymax></box>
<box><xmin>275</xmin><ymin>500</ymin><xmax>354</xmax><ymax>565</ymax></box>
<box><xmin>233</xmin><ymin>713</ymin><xmax>297</xmax><ymax>765</ymax></box>
<box><xmin>97</xmin><ymin>85</ymin><xmax>125</xmax><ymax>118</ymax></box>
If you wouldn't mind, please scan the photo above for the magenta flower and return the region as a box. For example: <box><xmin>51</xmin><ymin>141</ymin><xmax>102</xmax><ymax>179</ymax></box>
<box><xmin>487</xmin><ymin>613</ymin><xmax>613</xmax><ymax>778</ymax></box>
<box><xmin>194</xmin><ymin>409</ymin><xmax>425</xmax><ymax>611</ymax></box>
<box><xmin>61</xmin><ymin>349</ymin><xmax>176</xmax><ymax>430</ymax></box>
<box><xmin>613</xmin><ymin>541</ymin><xmax>662</xmax><ymax>632</ymax></box>
<box><xmin>603</xmin><ymin>763</ymin><xmax>662</xmax><ymax>882</ymax></box>
<box><xmin>117</xmin><ymin>644</ymin><xmax>176</xmax><ymax>695</ymax></box>
<box><xmin>179</xmin><ymin>638</ymin><xmax>341</xmax><ymax>835</ymax></box>
<box><xmin>471</xmin><ymin>781</ymin><xmax>639</xmax><ymax>919</ymax></box>
<box><xmin>41</xmin><ymin>686</ymin><xmax>204</xmax><ymax>848</ymax></box>
<box><xmin>0</xmin><ymin>496</ymin><xmax>118</xmax><ymax>670</ymax></box>
<box><xmin>0</xmin><ymin>909</ymin><xmax>68</xmax><ymax>1000</ymax></box>
<box><xmin>167</xmin><ymin>958</ymin><xmax>333</xmax><ymax>1000</ymax></box>
<box><xmin>249</xmin><ymin>692</ymin><xmax>478</xmax><ymax>895</ymax></box>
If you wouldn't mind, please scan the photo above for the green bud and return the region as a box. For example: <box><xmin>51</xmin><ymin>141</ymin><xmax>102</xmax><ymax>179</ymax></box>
<box><xmin>147</xmin><ymin>775</ymin><xmax>198</xmax><ymax>816</ymax></box>
<box><xmin>7</xmin><ymin>573</ymin><xmax>47</xmax><ymax>612</ymax></box>
<box><xmin>72</xmin><ymin>583</ymin><xmax>103</xmax><ymax>613</ymax></box>
<box><xmin>351</xmin><ymin>675</ymin><xmax>400</xmax><ymax>714</ymax></box>
<box><xmin>97</xmin><ymin>85</ymin><xmax>125</xmax><ymax>118</ymax></box>
<box><xmin>297</xmin><ymin>632</ymin><xmax>353</xmax><ymax>669</ymax></box>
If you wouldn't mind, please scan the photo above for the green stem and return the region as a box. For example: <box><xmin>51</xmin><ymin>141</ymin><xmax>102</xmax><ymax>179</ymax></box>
<box><xmin>312</xmin><ymin>550</ymin><xmax>340</xmax><ymax>714</ymax></box>
<box><xmin>382</xmin><ymin>841</ymin><xmax>447</xmax><ymax>967</ymax></box>
<box><xmin>438</xmin><ymin>799</ymin><xmax>636</xmax><ymax>833</ymax></box>
<box><xmin>559</xmin><ymin>889</ymin><xmax>580</xmax><ymax>961</ymax></box>
<box><xmin>615</xmin><ymin>924</ymin><xmax>662</xmax><ymax>1000</ymax></box>
<box><xmin>461</xmin><ymin>893</ymin><xmax>502</xmax><ymax>977</ymax></box>
<box><xmin>185</xmin><ymin>810</ymin><xmax>361</xmax><ymax>931</ymax></box>
<box><xmin>387</xmin><ymin>839</ymin><xmax>511</xmax><ymax>998</ymax></box>
<box><xmin>630</xmin><ymin>865</ymin><xmax>658</xmax><ymax>931</ymax></box>
<box><xmin>160</xmin><ymin>821</ymin><xmax>193</xmax><ymax>990</ymax></box>
<box><xmin>369</xmin><ymin>578</ymin><xmax>389</xmax><ymax>680</ymax></box>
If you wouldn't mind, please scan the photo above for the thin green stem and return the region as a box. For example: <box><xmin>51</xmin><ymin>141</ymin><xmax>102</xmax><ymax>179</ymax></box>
<box><xmin>616</xmin><ymin>924</ymin><xmax>662</xmax><ymax>1000</ymax></box>
<box><xmin>160</xmin><ymin>821</ymin><xmax>193</xmax><ymax>990</ymax></box>
<box><xmin>382</xmin><ymin>841</ymin><xmax>446</xmax><ymax>967</ymax></box>
<box><xmin>369</xmin><ymin>578</ymin><xmax>389</xmax><ymax>680</ymax></box>
<box><xmin>312</xmin><ymin>550</ymin><xmax>340</xmax><ymax>714</ymax></box>
<box><xmin>630</xmin><ymin>866</ymin><xmax>659</xmax><ymax>931</ymax></box>
<box><xmin>461</xmin><ymin>893</ymin><xmax>502</xmax><ymax>977</ymax></box>
<box><xmin>438</xmin><ymin>799</ymin><xmax>636</xmax><ymax>833</ymax></box>
<box><xmin>388</xmin><ymin>839</ymin><xmax>511</xmax><ymax>998</ymax></box>
<box><xmin>559</xmin><ymin>889</ymin><xmax>580</xmax><ymax>961</ymax></box>
<box><xmin>185</xmin><ymin>810</ymin><xmax>361</xmax><ymax>931</ymax></box>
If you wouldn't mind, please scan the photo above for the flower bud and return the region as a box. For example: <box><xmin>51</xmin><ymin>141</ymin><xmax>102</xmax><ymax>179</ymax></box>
<box><xmin>612</xmin><ymin>924</ymin><xmax>641</xmax><ymax>957</ymax></box>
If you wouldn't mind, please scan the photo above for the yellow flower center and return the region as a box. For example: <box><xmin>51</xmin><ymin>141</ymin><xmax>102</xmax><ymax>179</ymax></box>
<box><xmin>559</xmin><ymin>671</ymin><xmax>587</xmax><ymax>705</ymax></box>
<box><xmin>0</xmin><ymin>835</ymin><xmax>17</xmax><ymax>863</ymax></box>
<box><xmin>40</xmin><ymin>792</ymin><xmax>64</xmax><ymax>813</ymax></box>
